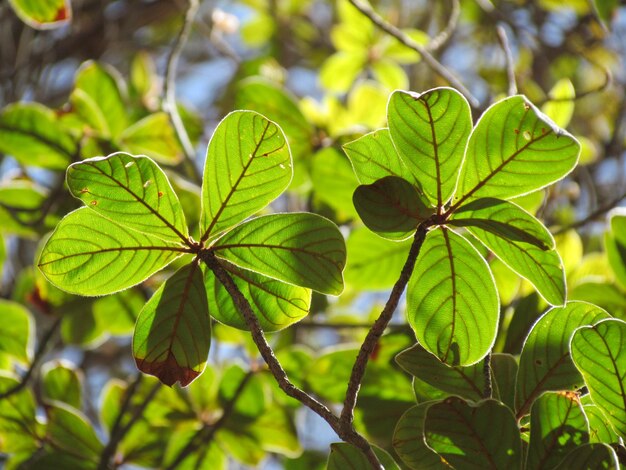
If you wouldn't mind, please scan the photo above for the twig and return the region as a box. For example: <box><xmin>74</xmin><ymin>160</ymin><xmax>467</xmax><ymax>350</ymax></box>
<box><xmin>426</xmin><ymin>0</ymin><xmax>460</xmax><ymax>52</ymax></box>
<box><xmin>496</xmin><ymin>25</ymin><xmax>517</xmax><ymax>96</ymax></box>
<box><xmin>347</xmin><ymin>0</ymin><xmax>479</xmax><ymax>107</ymax></box>
<box><xmin>163</xmin><ymin>0</ymin><xmax>202</xmax><ymax>184</ymax></box>
<box><xmin>552</xmin><ymin>187</ymin><xmax>626</xmax><ymax>235</ymax></box>
<box><xmin>483</xmin><ymin>352</ymin><xmax>493</xmax><ymax>399</ymax></box>
<box><xmin>339</xmin><ymin>222</ymin><xmax>430</xmax><ymax>432</ymax></box>
<box><xmin>164</xmin><ymin>371</ymin><xmax>254</xmax><ymax>470</ymax></box>
<box><xmin>202</xmin><ymin>252</ymin><xmax>383</xmax><ymax>469</ymax></box>
<box><xmin>0</xmin><ymin>317</ymin><xmax>61</xmax><ymax>400</ymax></box>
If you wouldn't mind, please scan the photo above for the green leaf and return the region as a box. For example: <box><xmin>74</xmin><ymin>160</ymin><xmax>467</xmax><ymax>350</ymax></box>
<box><xmin>343</xmin><ymin>128</ymin><xmax>417</xmax><ymax>185</ymax></box>
<box><xmin>310</xmin><ymin>147</ymin><xmax>359</xmax><ymax>219</ymax></box>
<box><xmin>515</xmin><ymin>301</ymin><xmax>610</xmax><ymax>417</ymax></box>
<box><xmin>371</xmin><ymin>59</ymin><xmax>408</xmax><ymax>91</ymax></box>
<box><xmin>67</xmin><ymin>152</ymin><xmax>189</xmax><ymax>244</ymax></box>
<box><xmin>0</xmin><ymin>180</ymin><xmax>57</xmax><ymax>237</ymax></box>
<box><xmin>343</xmin><ymin>227</ymin><xmax>411</xmax><ymax>290</ymax></box>
<box><xmin>542</xmin><ymin>78</ymin><xmax>576</xmax><ymax>129</ymax></box>
<box><xmin>119</xmin><ymin>113</ymin><xmax>183</xmax><ymax>164</ymax></box>
<box><xmin>327</xmin><ymin>442</ymin><xmax>400</xmax><ymax>470</ymax></box>
<box><xmin>204</xmin><ymin>261</ymin><xmax>310</xmax><ymax>331</ymax></box>
<box><xmin>38</xmin><ymin>208</ymin><xmax>183</xmax><ymax>296</ymax></box>
<box><xmin>451</xmin><ymin>197</ymin><xmax>565</xmax><ymax>305</ymax></box>
<box><xmin>133</xmin><ymin>262</ymin><xmax>210</xmax><ymax>387</ymax></box>
<box><xmin>584</xmin><ymin>404</ymin><xmax>620</xmax><ymax>444</ymax></box>
<box><xmin>7</xmin><ymin>0</ymin><xmax>71</xmax><ymax>29</ymax></box>
<box><xmin>319</xmin><ymin>52</ymin><xmax>364</xmax><ymax>93</ymax></box>
<box><xmin>353</xmin><ymin>176</ymin><xmax>431</xmax><ymax>240</ymax></box>
<box><xmin>526</xmin><ymin>392</ymin><xmax>589</xmax><ymax>470</ymax></box>
<box><xmin>571</xmin><ymin>319</ymin><xmax>626</xmax><ymax>437</ymax></box>
<box><xmin>424</xmin><ymin>397</ymin><xmax>522</xmax><ymax>470</ymax></box>
<box><xmin>455</xmin><ymin>95</ymin><xmax>580</xmax><ymax>202</ymax></box>
<box><xmin>388</xmin><ymin>88</ymin><xmax>472</xmax><ymax>207</ymax></box>
<box><xmin>41</xmin><ymin>360</ymin><xmax>82</xmax><ymax>409</ymax></box>
<box><xmin>130</xmin><ymin>51</ymin><xmax>156</xmax><ymax>100</ymax></box>
<box><xmin>393</xmin><ymin>403</ymin><xmax>452</xmax><ymax>470</ymax></box>
<box><xmin>491</xmin><ymin>353</ymin><xmax>518</xmax><ymax>411</ymax></box>
<box><xmin>163</xmin><ymin>426</ymin><xmax>227</xmax><ymax>470</ymax></box>
<box><xmin>200</xmin><ymin>111</ymin><xmax>291</xmax><ymax>241</ymax></box>
<box><xmin>0</xmin><ymin>103</ymin><xmax>75</xmax><ymax>169</ymax></box>
<box><xmin>0</xmin><ymin>300</ymin><xmax>32</xmax><ymax>364</ymax></box>
<box><xmin>46</xmin><ymin>401</ymin><xmax>103</xmax><ymax>461</ymax></box>
<box><xmin>249</xmin><ymin>406</ymin><xmax>302</xmax><ymax>457</ymax></box>
<box><xmin>395</xmin><ymin>344</ymin><xmax>486</xmax><ymax>401</ymax></box>
<box><xmin>71</xmin><ymin>61</ymin><xmax>128</xmax><ymax>139</ymax></box>
<box><xmin>214</xmin><ymin>213</ymin><xmax>346</xmax><ymax>295</ymax></box>
<box><xmin>554</xmin><ymin>443</ymin><xmax>619</xmax><ymax>470</ymax></box>
<box><xmin>92</xmin><ymin>288</ymin><xmax>143</xmax><ymax>336</ymax></box>
<box><xmin>0</xmin><ymin>373</ymin><xmax>39</xmax><ymax>450</ymax></box>
<box><xmin>407</xmin><ymin>227</ymin><xmax>499</xmax><ymax>366</ymax></box>
<box><xmin>219</xmin><ymin>365</ymin><xmax>265</xmax><ymax>418</ymax></box>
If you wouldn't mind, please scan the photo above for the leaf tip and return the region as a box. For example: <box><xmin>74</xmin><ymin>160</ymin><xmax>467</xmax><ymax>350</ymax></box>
<box><xmin>135</xmin><ymin>355</ymin><xmax>201</xmax><ymax>387</ymax></box>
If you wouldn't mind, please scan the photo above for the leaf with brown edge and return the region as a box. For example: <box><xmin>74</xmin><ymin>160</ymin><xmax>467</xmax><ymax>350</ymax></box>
<box><xmin>133</xmin><ymin>261</ymin><xmax>210</xmax><ymax>387</ymax></box>
<box><xmin>8</xmin><ymin>0</ymin><xmax>71</xmax><ymax>30</ymax></box>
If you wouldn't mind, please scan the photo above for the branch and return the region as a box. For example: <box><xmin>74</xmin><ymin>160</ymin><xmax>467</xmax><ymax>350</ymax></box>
<box><xmin>339</xmin><ymin>222</ymin><xmax>429</xmax><ymax>432</ymax></box>
<box><xmin>496</xmin><ymin>25</ymin><xmax>517</xmax><ymax>96</ymax></box>
<box><xmin>163</xmin><ymin>0</ymin><xmax>201</xmax><ymax>184</ymax></box>
<box><xmin>202</xmin><ymin>252</ymin><xmax>383</xmax><ymax>469</ymax></box>
<box><xmin>551</xmin><ymin>187</ymin><xmax>626</xmax><ymax>235</ymax></box>
<box><xmin>0</xmin><ymin>317</ymin><xmax>61</xmax><ymax>400</ymax></box>
<box><xmin>347</xmin><ymin>0</ymin><xmax>479</xmax><ymax>108</ymax></box>
<box><xmin>425</xmin><ymin>0</ymin><xmax>460</xmax><ymax>53</ymax></box>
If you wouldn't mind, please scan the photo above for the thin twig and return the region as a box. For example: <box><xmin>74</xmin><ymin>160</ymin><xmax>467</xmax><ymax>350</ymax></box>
<box><xmin>347</xmin><ymin>0</ymin><xmax>479</xmax><ymax>107</ymax></box>
<box><xmin>163</xmin><ymin>0</ymin><xmax>202</xmax><ymax>184</ymax></box>
<box><xmin>339</xmin><ymin>222</ymin><xmax>430</xmax><ymax>432</ymax></box>
<box><xmin>496</xmin><ymin>24</ymin><xmax>517</xmax><ymax>96</ymax></box>
<box><xmin>552</xmin><ymin>187</ymin><xmax>626</xmax><ymax>235</ymax></box>
<box><xmin>426</xmin><ymin>0</ymin><xmax>461</xmax><ymax>52</ymax></box>
<box><xmin>164</xmin><ymin>371</ymin><xmax>254</xmax><ymax>470</ymax></box>
<box><xmin>0</xmin><ymin>317</ymin><xmax>61</xmax><ymax>400</ymax></box>
<box><xmin>202</xmin><ymin>252</ymin><xmax>383</xmax><ymax>469</ymax></box>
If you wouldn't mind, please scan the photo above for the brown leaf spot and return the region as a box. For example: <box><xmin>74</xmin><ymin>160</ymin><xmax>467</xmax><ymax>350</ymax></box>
<box><xmin>135</xmin><ymin>354</ymin><xmax>199</xmax><ymax>387</ymax></box>
<box><xmin>90</xmin><ymin>200</ymin><xmax>98</xmax><ymax>206</ymax></box>
<box><xmin>80</xmin><ymin>188</ymin><xmax>89</xmax><ymax>194</ymax></box>
<box><xmin>158</xmin><ymin>191</ymin><xmax>163</xmax><ymax>198</ymax></box>
<box><xmin>514</xmin><ymin>129</ymin><xmax>520</xmax><ymax>134</ymax></box>
<box><xmin>54</xmin><ymin>6</ymin><xmax>70</xmax><ymax>21</ymax></box>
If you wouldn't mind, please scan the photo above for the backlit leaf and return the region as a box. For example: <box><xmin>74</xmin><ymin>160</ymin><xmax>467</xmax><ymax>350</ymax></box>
<box><xmin>0</xmin><ymin>373</ymin><xmax>39</xmax><ymax>448</ymax></box>
<box><xmin>407</xmin><ymin>227</ymin><xmax>499</xmax><ymax>366</ymax></box>
<box><xmin>526</xmin><ymin>392</ymin><xmax>589</xmax><ymax>470</ymax></box>
<box><xmin>584</xmin><ymin>404</ymin><xmax>620</xmax><ymax>444</ymax></box>
<box><xmin>571</xmin><ymin>319</ymin><xmax>626</xmax><ymax>437</ymax></box>
<box><xmin>0</xmin><ymin>300</ymin><xmax>31</xmax><ymax>364</ymax></box>
<box><xmin>200</xmin><ymin>111</ymin><xmax>291</xmax><ymax>241</ymax></box>
<box><xmin>515</xmin><ymin>301</ymin><xmax>609</xmax><ymax>417</ymax></box>
<box><xmin>542</xmin><ymin>78</ymin><xmax>575</xmax><ymax>129</ymax></box>
<box><xmin>41</xmin><ymin>360</ymin><xmax>82</xmax><ymax>409</ymax></box>
<box><xmin>67</xmin><ymin>153</ymin><xmax>189</xmax><ymax>244</ymax></box>
<box><xmin>46</xmin><ymin>401</ymin><xmax>103</xmax><ymax>461</ymax></box>
<box><xmin>213</xmin><ymin>213</ymin><xmax>346</xmax><ymax>295</ymax></box>
<box><xmin>38</xmin><ymin>207</ymin><xmax>183</xmax><ymax>296</ymax></box>
<box><xmin>310</xmin><ymin>147</ymin><xmax>359</xmax><ymax>219</ymax></box>
<box><xmin>454</xmin><ymin>95</ymin><xmax>580</xmax><ymax>203</ymax></box>
<box><xmin>119</xmin><ymin>113</ymin><xmax>183</xmax><ymax>164</ymax></box>
<box><xmin>388</xmin><ymin>88</ymin><xmax>471</xmax><ymax>207</ymax></box>
<box><xmin>554</xmin><ymin>443</ymin><xmax>619</xmax><ymax>470</ymax></box>
<box><xmin>8</xmin><ymin>0</ymin><xmax>71</xmax><ymax>29</ymax></box>
<box><xmin>133</xmin><ymin>262</ymin><xmax>210</xmax><ymax>387</ymax></box>
<box><xmin>424</xmin><ymin>397</ymin><xmax>522</xmax><ymax>470</ymax></box>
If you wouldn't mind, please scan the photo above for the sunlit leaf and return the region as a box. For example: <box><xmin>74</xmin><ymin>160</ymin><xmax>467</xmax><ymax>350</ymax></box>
<box><xmin>46</xmin><ymin>401</ymin><xmax>103</xmax><ymax>462</ymax></box>
<box><xmin>407</xmin><ymin>227</ymin><xmax>499</xmax><ymax>366</ymax></box>
<box><xmin>200</xmin><ymin>111</ymin><xmax>291</xmax><ymax>241</ymax></box>
<box><xmin>584</xmin><ymin>404</ymin><xmax>620</xmax><ymax>444</ymax></box>
<box><xmin>571</xmin><ymin>319</ymin><xmax>626</xmax><ymax>437</ymax></box>
<box><xmin>214</xmin><ymin>213</ymin><xmax>346</xmax><ymax>295</ymax></box>
<box><xmin>451</xmin><ymin>197</ymin><xmax>565</xmax><ymax>305</ymax></box>
<box><xmin>491</xmin><ymin>353</ymin><xmax>518</xmax><ymax>411</ymax></box>
<box><xmin>542</xmin><ymin>78</ymin><xmax>575</xmax><ymax>129</ymax></box>
<box><xmin>0</xmin><ymin>373</ymin><xmax>39</xmax><ymax>450</ymax></box>
<box><xmin>130</xmin><ymin>51</ymin><xmax>156</xmax><ymax>100</ymax></box>
<box><xmin>319</xmin><ymin>52</ymin><xmax>364</xmax><ymax>93</ymax></box>
<box><xmin>515</xmin><ymin>301</ymin><xmax>610</xmax><ymax>417</ymax></box>
<box><xmin>133</xmin><ymin>262</ymin><xmax>210</xmax><ymax>387</ymax></box>
<box><xmin>42</xmin><ymin>360</ymin><xmax>82</xmax><ymax>409</ymax></box>
<box><xmin>38</xmin><ymin>208</ymin><xmax>183</xmax><ymax>296</ymax></box>
<box><xmin>7</xmin><ymin>0</ymin><xmax>71</xmax><ymax>29</ymax></box>
<box><xmin>526</xmin><ymin>392</ymin><xmax>589</xmax><ymax>470</ymax></box>
<box><xmin>455</xmin><ymin>95</ymin><xmax>580</xmax><ymax>202</ymax></box>
<box><xmin>310</xmin><ymin>147</ymin><xmax>359</xmax><ymax>219</ymax></box>
<box><xmin>327</xmin><ymin>442</ymin><xmax>400</xmax><ymax>470</ymax></box>
<box><xmin>92</xmin><ymin>288</ymin><xmax>143</xmax><ymax>336</ymax></box>
<box><xmin>0</xmin><ymin>103</ymin><xmax>75</xmax><ymax>169</ymax></box>
<box><xmin>388</xmin><ymin>88</ymin><xmax>471</xmax><ymax>207</ymax></box>
<box><xmin>0</xmin><ymin>300</ymin><xmax>31</xmax><ymax>364</ymax></box>
<box><xmin>67</xmin><ymin>153</ymin><xmax>189</xmax><ymax>244</ymax></box>
<box><xmin>554</xmin><ymin>443</ymin><xmax>619</xmax><ymax>470</ymax></box>
<box><xmin>163</xmin><ymin>426</ymin><xmax>227</xmax><ymax>470</ymax></box>
<box><xmin>424</xmin><ymin>397</ymin><xmax>522</xmax><ymax>470</ymax></box>
<box><xmin>119</xmin><ymin>113</ymin><xmax>183</xmax><ymax>164</ymax></box>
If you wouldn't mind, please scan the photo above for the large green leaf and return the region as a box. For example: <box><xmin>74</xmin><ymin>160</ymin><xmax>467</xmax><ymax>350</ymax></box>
<box><xmin>119</xmin><ymin>112</ymin><xmax>183</xmax><ymax>164</ymax></box>
<box><xmin>0</xmin><ymin>300</ymin><xmax>31</xmax><ymax>364</ymax></box>
<box><xmin>554</xmin><ymin>443</ymin><xmax>620</xmax><ymax>470</ymax></box>
<box><xmin>395</xmin><ymin>344</ymin><xmax>485</xmax><ymax>401</ymax></box>
<box><xmin>526</xmin><ymin>392</ymin><xmax>589</xmax><ymax>470</ymax></box>
<box><xmin>454</xmin><ymin>95</ymin><xmax>580</xmax><ymax>203</ymax></box>
<box><xmin>326</xmin><ymin>442</ymin><xmax>400</xmax><ymax>470</ymax></box>
<box><xmin>584</xmin><ymin>405</ymin><xmax>620</xmax><ymax>444</ymax></box>
<box><xmin>451</xmin><ymin>197</ymin><xmax>565</xmax><ymax>305</ymax></box>
<box><xmin>7</xmin><ymin>0</ymin><xmax>71</xmax><ymax>29</ymax></box>
<box><xmin>41</xmin><ymin>361</ymin><xmax>82</xmax><ymax>409</ymax></box>
<box><xmin>70</xmin><ymin>61</ymin><xmax>128</xmax><ymax>139</ymax></box>
<box><xmin>67</xmin><ymin>153</ymin><xmax>189</xmax><ymax>244</ymax></box>
<box><xmin>353</xmin><ymin>176</ymin><xmax>431</xmax><ymax>240</ymax></box>
<box><xmin>571</xmin><ymin>319</ymin><xmax>626</xmax><ymax>436</ymax></box>
<box><xmin>213</xmin><ymin>213</ymin><xmax>346</xmax><ymax>295</ymax></box>
<box><xmin>38</xmin><ymin>208</ymin><xmax>183</xmax><ymax>296</ymax></box>
<box><xmin>388</xmin><ymin>88</ymin><xmax>471</xmax><ymax>207</ymax></box>
<box><xmin>393</xmin><ymin>403</ymin><xmax>451</xmax><ymax>470</ymax></box>
<box><xmin>343</xmin><ymin>227</ymin><xmax>411</xmax><ymax>290</ymax></box>
<box><xmin>424</xmin><ymin>397</ymin><xmax>522</xmax><ymax>470</ymax></box>
<box><xmin>46</xmin><ymin>401</ymin><xmax>103</xmax><ymax>462</ymax></box>
<box><xmin>0</xmin><ymin>103</ymin><xmax>75</xmax><ymax>169</ymax></box>
<box><xmin>515</xmin><ymin>302</ymin><xmax>610</xmax><ymax>417</ymax></box>
<box><xmin>407</xmin><ymin>227</ymin><xmax>499</xmax><ymax>366</ymax></box>
<box><xmin>343</xmin><ymin>128</ymin><xmax>417</xmax><ymax>185</ymax></box>
<box><xmin>200</xmin><ymin>111</ymin><xmax>291</xmax><ymax>242</ymax></box>
<box><xmin>204</xmin><ymin>261</ymin><xmax>310</xmax><ymax>331</ymax></box>
<box><xmin>133</xmin><ymin>262</ymin><xmax>210</xmax><ymax>387</ymax></box>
